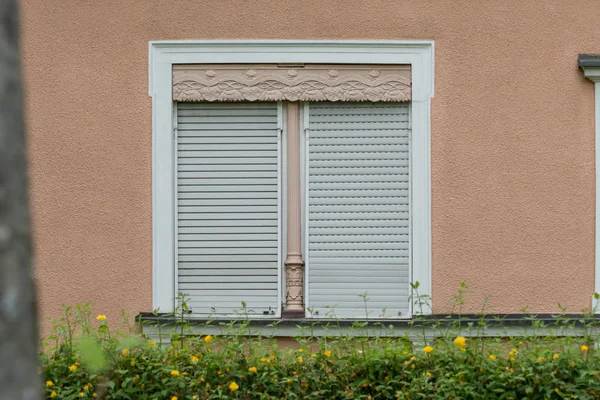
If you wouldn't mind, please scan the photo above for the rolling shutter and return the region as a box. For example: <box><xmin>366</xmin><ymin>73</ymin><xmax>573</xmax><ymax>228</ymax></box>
<box><xmin>306</xmin><ymin>102</ymin><xmax>411</xmax><ymax>318</ymax></box>
<box><xmin>176</xmin><ymin>102</ymin><xmax>281</xmax><ymax>317</ymax></box>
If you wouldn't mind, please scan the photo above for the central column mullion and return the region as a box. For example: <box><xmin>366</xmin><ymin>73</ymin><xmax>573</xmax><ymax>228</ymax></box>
<box><xmin>284</xmin><ymin>101</ymin><xmax>305</xmax><ymax>316</ymax></box>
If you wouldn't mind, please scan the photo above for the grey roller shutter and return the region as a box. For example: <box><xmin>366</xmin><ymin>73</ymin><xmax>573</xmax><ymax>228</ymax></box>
<box><xmin>176</xmin><ymin>102</ymin><xmax>281</xmax><ymax>317</ymax></box>
<box><xmin>306</xmin><ymin>102</ymin><xmax>411</xmax><ymax>319</ymax></box>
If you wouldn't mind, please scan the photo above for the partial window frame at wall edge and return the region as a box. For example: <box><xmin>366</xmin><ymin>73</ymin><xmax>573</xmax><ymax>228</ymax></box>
<box><xmin>149</xmin><ymin>40</ymin><xmax>434</xmax><ymax>316</ymax></box>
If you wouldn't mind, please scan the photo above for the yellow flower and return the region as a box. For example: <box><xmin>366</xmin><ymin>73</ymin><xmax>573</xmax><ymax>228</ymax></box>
<box><xmin>93</xmin><ymin>393</ymin><xmax>97</xmax><ymax>398</ymax></box>
<box><xmin>204</xmin><ymin>335</ymin><xmax>213</xmax><ymax>343</ymax></box>
<box><xmin>190</xmin><ymin>355</ymin><xmax>199</xmax><ymax>363</ymax></box>
<box><xmin>79</xmin><ymin>393</ymin><xmax>84</xmax><ymax>398</ymax></box>
<box><xmin>509</xmin><ymin>349</ymin><xmax>518</xmax><ymax>357</ymax></box>
<box><xmin>121</xmin><ymin>348</ymin><xmax>129</xmax><ymax>357</ymax></box>
<box><xmin>148</xmin><ymin>340</ymin><xmax>157</xmax><ymax>347</ymax></box>
<box><xmin>298</xmin><ymin>349</ymin><xmax>303</xmax><ymax>353</ymax></box>
<box><xmin>555</xmin><ymin>388</ymin><xmax>560</xmax><ymax>393</ymax></box>
<box><xmin>269</xmin><ymin>354</ymin><xmax>276</xmax><ymax>360</ymax></box>
<box><xmin>192</xmin><ymin>396</ymin><xmax>197</xmax><ymax>400</ymax></box>
<box><xmin>50</xmin><ymin>391</ymin><xmax>57</xmax><ymax>398</ymax></box>
<box><xmin>553</xmin><ymin>353</ymin><xmax>560</xmax><ymax>360</ymax></box>
<box><xmin>410</xmin><ymin>356</ymin><xmax>416</xmax><ymax>361</ymax></box>
<box><xmin>83</xmin><ymin>384</ymin><xmax>90</xmax><ymax>391</ymax></box>
<box><xmin>454</xmin><ymin>336</ymin><xmax>466</xmax><ymax>349</ymax></box>
<box><xmin>130</xmin><ymin>361</ymin><xmax>135</xmax><ymax>367</ymax></box>
<box><xmin>229</xmin><ymin>381</ymin><xmax>239</xmax><ymax>392</ymax></box>
<box><xmin>170</xmin><ymin>370</ymin><xmax>179</xmax><ymax>377</ymax></box>
<box><xmin>582</xmin><ymin>345</ymin><xmax>589</xmax><ymax>352</ymax></box>
<box><xmin>217</xmin><ymin>370</ymin><xmax>222</xmax><ymax>375</ymax></box>
<box><xmin>46</xmin><ymin>381</ymin><xmax>54</xmax><ymax>387</ymax></box>
<box><xmin>248</xmin><ymin>366</ymin><xmax>257</xmax><ymax>373</ymax></box>
<box><xmin>260</xmin><ymin>357</ymin><xmax>268</xmax><ymax>363</ymax></box>
<box><xmin>423</xmin><ymin>346</ymin><xmax>433</xmax><ymax>354</ymax></box>
<box><xmin>311</xmin><ymin>353</ymin><xmax>317</xmax><ymax>359</ymax></box>
<box><xmin>297</xmin><ymin>356</ymin><xmax>303</xmax><ymax>363</ymax></box>
<box><xmin>96</xmin><ymin>315</ymin><xmax>106</xmax><ymax>322</ymax></box>
<box><xmin>171</xmin><ymin>397</ymin><xmax>178</xmax><ymax>400</ymax></box>
<box><xmin>69</xmin><ymin>364</ymin><xmax>78</xmax><ymax>372</ymax></box>
<box><xmin>323</xmin><ymin>350</ymin><xmax>332</xmax><ymax>358</ymax></box>
<box><xmin>537</xmin><ymin>356</ymin><xmax>545</xmax><ymax>361</ymax></box>
<box><xmin>287</xmin><ymin>378</ymin><xmax>292</xmax><ymax>384</ymax></box>
<box><xmin>489</xmin><ymin>355</ymin><xmax>497</xmax><ymax>361</ymax></box>
<box><xmin>425</xmin><ymin>371</ymin><xmax>432</xmax><ymax>377</ymax></box>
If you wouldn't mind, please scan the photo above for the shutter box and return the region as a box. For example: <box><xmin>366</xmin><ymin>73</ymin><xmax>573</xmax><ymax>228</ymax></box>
<box><xmin>306</xmin><ymin>102</ymin><xmax>411</xmax><ymax>319</ymax></box>
<box><xmin>176</xmin><ymin>102</ymin><xmax>281</xmax><ymax>317</ymax></box>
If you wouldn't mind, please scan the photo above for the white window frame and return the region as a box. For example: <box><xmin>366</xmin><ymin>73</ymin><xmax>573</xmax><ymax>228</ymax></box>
<box><xmin>149</xmin><ymin>40</ymin><xmax>434</xmax><ymax>314</ymax></box>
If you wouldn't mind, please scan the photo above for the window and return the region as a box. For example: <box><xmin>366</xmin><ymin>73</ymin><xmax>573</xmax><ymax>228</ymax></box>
<box><xmin>150</xmin><ymin>41</ymin><xmax>433</xmax><ymax>318</ymax></box>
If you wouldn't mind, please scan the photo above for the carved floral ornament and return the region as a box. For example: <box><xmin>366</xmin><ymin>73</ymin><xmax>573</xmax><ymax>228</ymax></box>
<box><xmin>172</xmin><ymin>64</ymin><xmax>411</xmax><ymax>102</ymax></box>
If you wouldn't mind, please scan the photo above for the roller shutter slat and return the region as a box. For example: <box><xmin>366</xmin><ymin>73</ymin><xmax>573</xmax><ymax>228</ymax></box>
<box><xmin>177</xmin><ymin>102</ymin><xmax>280</xmax><ymax>316</ymax></box>
<box><xmin>307</xmin><ymin>102</ymin><xmax>411</xmax><ymax>319</ymax></box>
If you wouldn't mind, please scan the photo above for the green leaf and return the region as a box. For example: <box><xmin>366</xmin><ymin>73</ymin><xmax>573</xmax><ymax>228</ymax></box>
<box><xmin>76</xmin><ymin>335</ymin><xmax>106</xmax><ymax>373</ymax></box>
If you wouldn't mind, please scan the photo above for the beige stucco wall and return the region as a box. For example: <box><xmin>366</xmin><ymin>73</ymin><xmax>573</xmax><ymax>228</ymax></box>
<box><xmin>20</xmin><ymin>1</ymin><xmax>600</xmax><ymax>333</ymax></box>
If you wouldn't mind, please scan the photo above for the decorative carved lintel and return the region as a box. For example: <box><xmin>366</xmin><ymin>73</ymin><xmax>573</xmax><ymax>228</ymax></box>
<box><xmin>173</xmin><ymin>64</ymin><xmax>411</xmax><ymax>102</ymax></box>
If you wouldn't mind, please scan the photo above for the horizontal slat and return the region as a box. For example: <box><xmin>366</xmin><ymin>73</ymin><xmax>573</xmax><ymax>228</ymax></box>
<box><xmin>310</xmin><ymin>121</ymin><xmax>409</xmax><ymax>130</ymax></box>
<box><xmin>178</xmin><ymin>157</ymin><xmax>276</xmax><ymax>165</ymax></box>
<box><xmin>308</xmin><ymin>250</ymin><xmax>409</xmax><ymax>257</ymax></box>
<box><xmin>310</xmin><ymin>242</ymin><xmax>409</xmax><ymax>251</ymax></box>
<box><xmin>178</xmin><ymin>171</ymin><xmax>277</xmax><ymax>179</ymax></box>
<box><xmin>309</xmin><ymin>234</ymin><xmax>408</xmax><ymax>242</ymax></box>
<box><xmin>177</xmin><ymin>233</ymin><xmax>277</xmax><ymax>241</ymax></box>
<box><xmin>179</xmin><ymin>261</ymin><xmax>277</xmax><ymax>275</ymax></box>
<box><xmin>177</xmin><ymin>205</ymin><xmax>277</xmax><ymax>213</ymax></box>
<box><xmin>310</xmin><ymin>167</ymin><xmax>409</xmax><ymax>175</ymax></box>
<box><xmin>309</xmin><ymin>197</ymin><xmax>408</xmax><ymax>205</ymax></box>
<box><xmin>309</xmin><ymin>144</ymin><xmax>408</xmax><ymax>153</ymax></box>
<box><xmin>179</xmin><ymin>255</ymin><xmax>278</xmax><ymax>262</ymax></box>
<box><xmin>178</xmin><ymin>198</ymin><xmax>276</xmax><ymax>207</ymax></box>
<box><xmin>179</xmin><ymin>276</ymin><xmax>277</xmax><ymax>284</ymax></box>
<box><xmin>309</xmin><ymin>103</ymin><xmax>409</xmax><ymax>112</ymax></box>
<box><xmin>177</xmin><ymin>102</ymin><xmax>276</xmax><ymax>109</ymax></box>
<box><xmin>177</xmin><ymin>108</ymin><xmax>277</xmax><ymax>117</ymax></box>
<box><xmin>178</xmin><ymin>213</ymin><xmax>277</xmax><ymax>220</ymax></box>
<box><xmin>310</xmin><ymin>227</ymin><xmax>409</xmax><ymax>235</ymax></box>
<box><xmin>309</xmin><ymin>290</ymin><xmax>409</xmax><ymax>298</ymax></box>
<box><xmin>178</xmin><ymin>130</ymin><xmax>277</xmax><ymax>137</ymax></box>
<box><xmin>178</xmin><ymin>136</ymin><xmax>277</xmax><ymax>144</ymax></box>
<box><xmin>178</xmin><ymin>289</ymin><xmax>276</xmax><ymax>296</ymax></box>
<box><xmin>178</xmin><ymin>116</ymin><xmax>277</xmax><ymax>124</ymax></box>
<box><xmin>310</xmin><ymin>182</ymin><xmax>408</xmax><ymax>190</ymax></box>
<box><xmin>309</xmin><ymin>219</ymin><xmax>408</xmax><ymax>228</ymax></box>
<box><xmin>310</xmin><ymin>211</ymin><xmax>408</xmax><ymax>220</ymax></box>
<box><xmin>178</xmin><ymin>240</ymin><xmax>277</xmax><ymax>248</ymax></box>
<box><xmin>179</xmin><ymin>269</ymin><xmax>277</xmax><ymax>277</ymax></box>
<box><xmin>178</xmin><ymin>191</ymin><xmax>276</xmax><ymax>199</ymax></box>
<box><xmin>312</xmin><ymin>138</ymin><xmax>408</xmax><ymax>146</ymax></box>
<box><xmin>179</xmin><ymin>164</ymin><xmax>277</xmax><ymax>172</ymax></box>
<box><xmin>178</xmin><ymin>219</ymin><xmax>278</xmax><ymax>227</ymax></box>
<box><xmin>178</xmin><ymin>151</ymin><xmax>276</xmax><ymax>158</ymax></box>
<box><xmin>309</xmin><ymin>282</ymin><xmax>407</xmax><ymax>290</ymax></box>
<box><xmin>309</xmin><ymin>259</ymin><xmax>410</xmax><ymax>266</ymax></box>
<box><xmin>310</xmin><ymin>189</ymin><xmax>408</xmax><ymax>198</ymax></box>
<box><xmin>309</xmin><ymin>175</ymin><xmax>407</xmax><ymax>184</ymax></box>
<box><xmin>311</xmin><ymin>159</ymin><xmax>409</xmax><ymax>167</ymax></box>
<box><xmin>309</xmin><ymin>152</ymin><xmax>408</xmax><ymax>161</ymax></box>
<box><xmin>310</xmin><ymin>271</ymin><xmax>408</xmax><ymax>279</ymax></box>
<box><xmin>179</xmin><ymin>247</ymin><xmax>277</xmax><ymax>255</ymax></box>
<box><xmin>178</xmin><ymin>143</ymin><xmax>277</xmax><ymax>151</ymax></box>
<box><xmin>310</xmin><ymin>114</ymin><xmax>408</xmax><ymax>123</ymax></box>
<box><xmin>178</xmin><ymin>282</ymin><xmax>278</xmax><ymax>290</ymax></box>
<box><xmin>178</xmin><ymin>185</ymin><xmax>276</xmax><ymax>192</ymax></box>
<box><xmin>309</xmin><ymin>205</ymin><xmax>409</xmax><ymax>213</ymax></box>
<box><xmin>178</xmin><ymin>123</ymin><xmax>277</xmax><ymax>130</ymax></box>
<box><xmin>309</xmin><ymin>129</ymin><xmax>409</xmax><ymax>138</ymax></box>
<box><xmin>178</xmin><ymin>178</ymin><xmax>277</xmax><ymax>186</ymax></box>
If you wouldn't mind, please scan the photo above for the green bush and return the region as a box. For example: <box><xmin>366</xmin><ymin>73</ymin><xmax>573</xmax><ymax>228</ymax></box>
<box><xmin>40</xmin><ymin>289</ymin><xmax>600</xmax><ymax>399</ymax></box>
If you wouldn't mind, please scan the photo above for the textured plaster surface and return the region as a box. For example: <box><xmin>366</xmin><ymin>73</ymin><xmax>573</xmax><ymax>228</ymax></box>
<box><xmin>20</xmin><ymin>0</ymin><xmax>600</xmax><ymax>333</ymax></box>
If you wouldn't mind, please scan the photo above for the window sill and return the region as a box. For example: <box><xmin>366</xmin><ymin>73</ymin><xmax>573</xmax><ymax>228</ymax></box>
<box><xmin>137</xmin><ymin>313</ymin><xmax>600</xmax><ymax>340</ymax></box>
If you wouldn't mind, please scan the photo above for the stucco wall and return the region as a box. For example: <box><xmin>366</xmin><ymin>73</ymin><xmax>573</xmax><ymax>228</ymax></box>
<box><xmin>20</xmin><ymin>1</ymin><xmax>600</xmax><ymax>332</ymax></box>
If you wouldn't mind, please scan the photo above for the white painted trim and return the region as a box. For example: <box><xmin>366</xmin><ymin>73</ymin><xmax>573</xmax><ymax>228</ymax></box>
<box><xmin>149</xmin><ymin>40</ymin><xmax>434</xmax><ymax>314</ymax></box>
<box><xmin>581</xmin><ymin>67</ymin><xmax>600</xmax><ymax>311</ymax></box>
<box><xmin>302</xmin><ymin>103</ymin><xmax>311</xmax><ymax>318</ymax></box>
<box><xmin>276</xmin><ymin>102</ymin><xmax>283</xmax><ymax>318</ymax></box>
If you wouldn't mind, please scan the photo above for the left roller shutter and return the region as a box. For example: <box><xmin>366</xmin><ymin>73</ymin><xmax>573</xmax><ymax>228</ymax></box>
<box><xmin>176</xmin><ymin>102</ymin><xmax>281</xmax><ymax>317</ymax></box>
